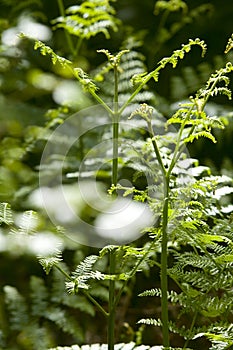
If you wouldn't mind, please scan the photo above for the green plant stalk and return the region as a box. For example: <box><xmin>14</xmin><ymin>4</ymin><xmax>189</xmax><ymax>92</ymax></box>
<box><xmin>147</xmin><ymin>119</ymin><xmax>170</xmax><ymax>346</ymax></box>
<box><xmin>107</xmin><ymin>65</ymin><xmax>120</xmax><ymax>350</ymax></box>
<box><xmin>108</xmin><ymin>250</ymin><xmax>116</xmax><ymax>350</ymax></box>
<box><xmin>83</xmin><ymin>291</ymin><xmax>109</xmax><ymax>318</ymax></box>
<box><xmin>183</xmin><ymin>311</ymin><xmax>197</xmax><ymax>349</ymax></box>
<box><xmin>57</xmin><ymin>0</ymin><xmax>75</xmax><ymax>56</ymax></box>
<box><xmin>74</xmin><ymin>37</ymin><xmax>83</xmax><ymax>57</ymax></box>
<box><xmin>161</xmin><ymin>189</ymin><xmax>170</xmax><ymax>347</ymax></box>
<box><xmin>112</xmin><ymin>65</ymin><xmax>120</xmax><ymax>187</ymax></box>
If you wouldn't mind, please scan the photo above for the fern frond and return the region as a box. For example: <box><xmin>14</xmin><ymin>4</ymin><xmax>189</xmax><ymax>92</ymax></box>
<box><xmin>137</xmin><ymin>318</ymin><xmax>162</xmax><ymax>327</ymax></box>
<box><xmin>194</xmin><ymin>331</ymin><xmax>233</xmax><ymax>350</ymax></box>
<box><xmin>73</xmin><ymin>67</ymin><xmax>99</xmax><ymax>93</ymax></box>
<box><xmin>66</xmin><ymin>255</ymin><xmax>99</xmax><ymax>292</ymax></box>
<box><xmin>38</xmin><ymin>249</ymin><xmax>63</xmax><ymax>275</ymax></box>
<box><xmin>30</xmin><ymin>276</ymin><xmax>49</xmax><ymax>316</ymax></box>
<box><xmin>99</xmin><ymin>245</ymin><xmax>119</xmax><ymax>257</ymax></box>
<box><xmin>225</xmin><ymin>33</ymin><xmax>233</xmax><ymax>54</ymax></box>
<box><xmin>97</xmin><ymin>49</ymin><xmax>129</xmax><ymax>67</ymax></box>
<box><xmin>52</xmin><ymin>0</ymin><xmax>120</xmax><ymax>40</ymax></box>
<box><xmin>32</xmin><ymin>38</ymin><xmax>72</xmax><ymax>67</ymax></box>
<box><xmin>72</xmin><ymin>255</ymin><xmax>99</xmax><ymax>278</ymax></box>
<box><xmin>50</xmin><ymin>267</ymin><xmax>96</xmax><ymax>316</ymax></box>
<box><xmin>95</xmin><ymin>48</ymin><xmax>154</xmax><ymax>106</ymax></box>
<box><xmin>0</xmin><ymin>202</ymin><xmax>13</xmax><ymax>225</ymax></box>
<box><xmin>154</xmin><ymin>0</ymin><xmax>188</xmax><ymax>14</ymax></box>
<box><xmin>138</xmin><ymin>288</ymin><xmax>161</xmax><ymax>297</ymax></box>
<box><xmin>13</xmin><ymin>210</ymin><xmax>38</xmax><ymax>235</ymax></box>
<box><xmin>159</xmin><ymin>38</ymin><xmax>207</xmax><ymax>68</ymax></box>
<box><xmin>3</xmin><ymin>286</ymin><xmax>29</xmax><ymax>331</ymax></box>
<box><xmin>183</xmin><ymin>130</ymin><xmax>217</xmax><ymax>143</ymax></box>
<box><xmin>45</xmin><ymin>306</ymin><xmax>84</xmax><ymax>341</ymax></box>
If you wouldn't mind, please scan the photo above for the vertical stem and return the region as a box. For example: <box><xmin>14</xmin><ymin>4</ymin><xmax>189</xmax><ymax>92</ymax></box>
<box><xmin>112</xmin><ymin>65</ymin><xmax>119</xmax><ymax>188</ymax></box>
<box><xmin>161</xmin><ymin>181</ymin><xmax>170</xmax><ymax>347</ymax></box>
<box><xmin>108</xmin><ymin>250</ymin><xmax>116</xmax><ymax>350</ymax></box>
<box><xmin>57</xmin><ymin>0</ymin><xmax>75</xmax><ymax>56</ymax></box>
<box><xmin>108</xmin><ymin>65</ymin><xmax>119</xmax><ymax>350</ymax></box>
<box><xmin>148</xmin><ymin>120</ymin><xmax>170</xmax><ymax>347</ymax></box>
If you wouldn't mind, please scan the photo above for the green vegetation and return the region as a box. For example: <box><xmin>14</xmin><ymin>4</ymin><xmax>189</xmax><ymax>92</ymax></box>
<box><xmin>1</xmin><ymin>1</ymin><xmax>233</xmax><ymax>349</ymax></box>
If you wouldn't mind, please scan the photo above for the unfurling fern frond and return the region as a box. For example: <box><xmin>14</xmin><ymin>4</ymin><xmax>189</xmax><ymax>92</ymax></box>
<box><xmin>32</xmin><ymin>38</ymin><xmax>72</xmax><ymax>67</ymax></box>
<box><xmin>154</xmin><ymin>0</ymin><xmax>188</xmax><ymax>14</ymax></box>
<box><xmin>131</xmin><ymin>38</ymin><xmax>207</xmax><ymax>89</ymax></box>
<box><xmin>94</xmin><ymin>47</ymin><xmax>154</xmax><ymax>108</ymax></box>
<box><xmin>52</xmin><ymin>0</ymin><xmax>120</xmax><ymax>40</ymax></box>
<box><xmin>225</xmin><ymin>33</ymin><xmax>233</xmax><ymax>54</ymax></box>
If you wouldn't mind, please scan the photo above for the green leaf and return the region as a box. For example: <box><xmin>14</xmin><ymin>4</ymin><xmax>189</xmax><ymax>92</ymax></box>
<box><xmin>52</xmin><ymin>0</ymin><xmax>120</xmax><ymax>40</ymax></box>
<box><xmin>0</xmin><ymin>202</ymin><xmax>13</xmax><ymax>225</ymax></box>
<box><xmin>38</xmin><ymin>249</ymin><xmax>63</xmax><ymax>275</ymax></box>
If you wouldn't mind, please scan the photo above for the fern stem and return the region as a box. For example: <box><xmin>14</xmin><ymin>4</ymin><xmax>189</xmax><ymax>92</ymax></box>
<box><xmin>168</xmin><ymin>106</ymin><xmax>194</xmax><ymax>176</ymax></box>
<box><xmin>107</xmin><ymin>65</ymin><xmax>120</xmax><ymax>350</ymax></box>
<box><xmin>161</xmin><ymin>183</ymin><xmax>170</xmax><ymax>347</ymax></box>
<box><xmin>147</xmin><ymin>120</ymin><xmax>166</xmax><ymax>176</ymax></box>
<box><xmin>74</xmin><ymin>37</ymin><xmax>83</xmax><ymax>57</ymax></box>
<box><xmin>90</xmin><ymin>90</ymin><xmax>114</xmax><ymax>115</ymax></box>
<box><xmin>112</xmin><ymin>65</ymin><xmax>119</xmax><ymax>187</ymax></box>
<box><xmin>183</xmin><ymin>311</ymin><xmax>197</xmax><ymax>349</ymax></box>
<box><xmin>147</xmin><ymin>119</ymin><xmax>170</xmax><ymax>346</ymax></box>
<box><xmin>83</xmin><ymin>291</ymin><xmax>109</xmax><ymax>318</ymax></box>
<box><xmin>108</xmin><ymin>250</ymin><xmax>116</xmax><ymax>350</ymax></box>
<box><xmin>54</xmin><ymin>264</ymin><xmax>73</xmax><ymax>281</ymax></box>
<box><xmin>57</xmin><ymin>0</ymin><xmax>75</xmax><ymax>56</ymax></box>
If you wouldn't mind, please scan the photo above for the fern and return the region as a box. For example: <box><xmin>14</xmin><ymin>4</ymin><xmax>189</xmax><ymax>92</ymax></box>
<box><xmin>30</xmin><ymin>276</ymin><xmax>49</xmax><ymax>316</ymax></box>
<box><xmin>32</xmin><ymin>38</ymin><xmax>72</xmax><ymax>68</ymax></box>
<box><xmin>38</xmin><ymin>249</ymin><xmax>63</xmax><ymax>275</ymax></box>
<box><xmin>11</xmin><ymin>210</ymin><xmax>38</xmax><ymax>235</ymax></box>
<box><xmin>0</xmin><ymin>202</ymin><xmax>13</xmax><ymax>225</ymax></box>
<box><xmin>48</xmin><ymin>346</ymin><xmax>192</xmax><ymax>350</ymax></box>
<box><xmin>154</xmin><ymin>0</ymin><xmax>188</xmax><ymax>14</ymax></box>
<box><xmin>52</xmin><ymin>0</ymin><xmax>120</xmax><ymax>40</ymax></box>
<box><xmin>152</xmin><ymin>1</ymin><xmax>213</xmax><ymax>60</ymax></box>
<box><xmin>225</xmin><ymin>33</ymin><xmax>233</xmax><ymax>54</ymax></box>
<box><xmin>3</xmin><ymin>285</ymin><xmax>29</xmax><ymax>331</ymax></box>
<box><xmin>45</xmin><ymin>305</ymin><xmax>84</xmax><ymax>340</ymax></box>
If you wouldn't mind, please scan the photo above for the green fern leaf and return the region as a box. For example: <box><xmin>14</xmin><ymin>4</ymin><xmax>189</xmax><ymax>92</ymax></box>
<box><xmin>183</xmin><ymin>130</ymin><xmax>217</xmax><ymax>144</ymax></box>
<box><xmin>38</xmin><ymin>249</ymin><xmax>63</xmax><ymax>275</ymax></box>
<box><xmin>154</xmin><ymin>0</ymin><xmax>188</xmax><ymax>14</ymax></box>
<box><xmin>52</xmin><ymin>0</ymin><xmax>120</xmax><ymax>40</ymax></box>
<box><xmin>137</xmin><ymin>318</ymin><xmax>162</xmax><ymax>327</ymax></box>
<box><xmin>30</xmin><ymin>276</ymin><xmax>49</xmax><ymax>316</ymax></box>
<box><xmin>0</xmin><ymin>202</ymin><xmax>13</xmax><ymax>225</ymax></box>
<box><xmin>45</xmin><ymin>306</ymin><xmax>84</xmax><ymax>341</ymax></box>
<box><xmin>66</xmin><ymin>255</ymin><xmax>99</xmax><ymax>292</ymax></box>
<box><xmin>3</xmin><ymin>285</ymin><xmax>29</xmax><ymax>331</ymax></box>
<box><xmin>13</xmin><ymin>210</ymin><xmax>38</xmax><ymax>235</ymax></box>
<box><xmin>225</xmin><ymin>33</ymin><xmax>233</xmax><ymax>54</ymax></box>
